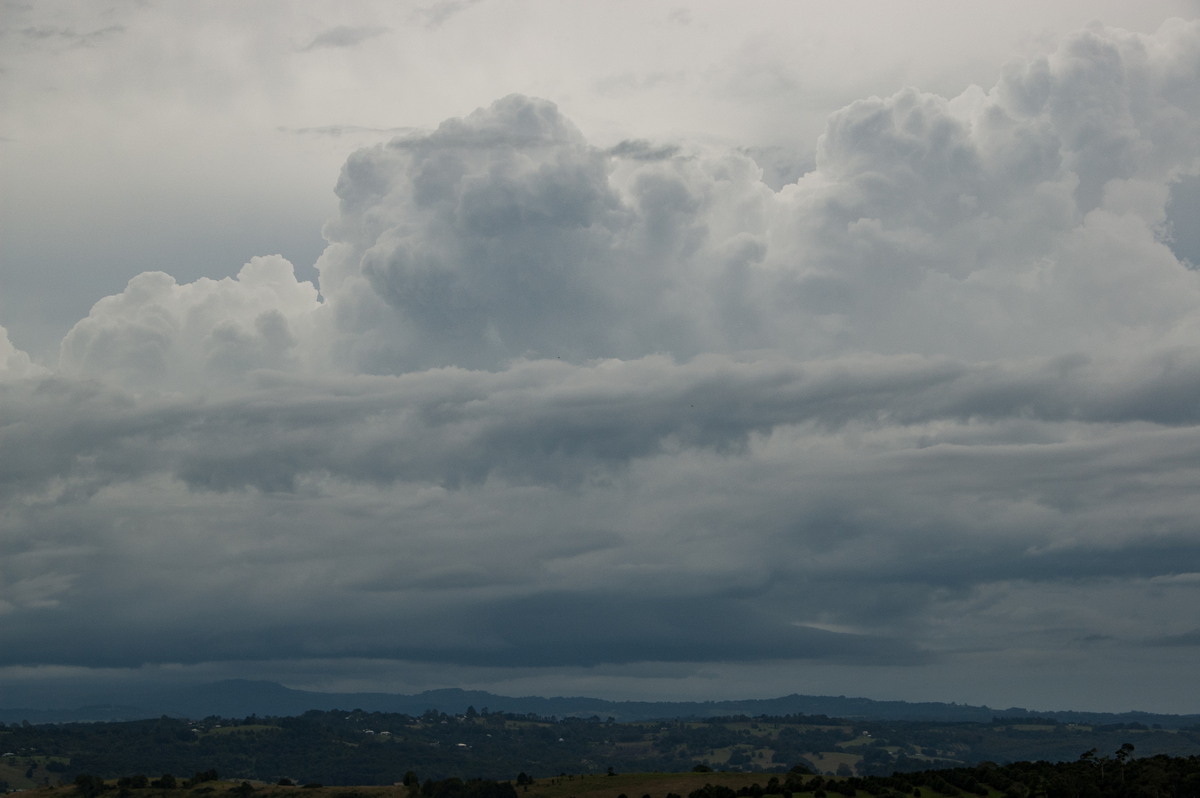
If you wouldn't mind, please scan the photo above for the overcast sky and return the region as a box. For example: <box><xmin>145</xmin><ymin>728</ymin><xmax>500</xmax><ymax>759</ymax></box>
<box><xmin>3</xmin><ymin>0</ymin><xmax>1200</xmax><ymax>716</ymax></box>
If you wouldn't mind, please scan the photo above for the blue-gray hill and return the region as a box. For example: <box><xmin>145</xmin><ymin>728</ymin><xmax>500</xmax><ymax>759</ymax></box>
<box><xmin>2</xmin><ymin>680</ymin><xmax>1198</xmax><ymax>727</ymax></box>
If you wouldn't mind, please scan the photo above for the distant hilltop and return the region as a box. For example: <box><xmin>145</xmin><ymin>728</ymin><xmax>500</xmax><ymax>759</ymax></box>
<box><xmin>2</xmin><ymin>679</ymin><xmax>1199</xmax><ymax>727</ymax></box>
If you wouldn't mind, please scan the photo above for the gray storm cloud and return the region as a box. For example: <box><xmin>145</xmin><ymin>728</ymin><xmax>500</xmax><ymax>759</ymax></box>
<box><xmin>3</xmin><ymin>19</ymin><xmax>1200</xmax><ymax>710</ymax></box>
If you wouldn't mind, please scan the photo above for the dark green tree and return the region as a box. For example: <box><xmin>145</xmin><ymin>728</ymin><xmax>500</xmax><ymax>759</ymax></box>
<box><xmin>75</xmin><ymin>773</ymin><xmax>108</xmax><ymax>798</ymax></box>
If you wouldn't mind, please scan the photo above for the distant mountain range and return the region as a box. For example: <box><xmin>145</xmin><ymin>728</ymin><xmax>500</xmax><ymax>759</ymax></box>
<box><xmin>2</xmin><ymin>679</ymin><xmax>1197</xmax><ymax>727</ymax></box>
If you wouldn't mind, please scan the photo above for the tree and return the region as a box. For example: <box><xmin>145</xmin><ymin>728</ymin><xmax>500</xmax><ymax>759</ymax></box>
<box><xmin>1115</xmin><ymin>743</ymin><xmax>1135</xmax><ymax>786</ymax></box>
<box><xmin>185</xmin><ymin>769</ymin><xmax>218</xmax><ymax>786</ymax></box>
<box><xmin>75</xmin><ymin>773</ymin><xmax>107</xmax><ymax>798</ymax></box>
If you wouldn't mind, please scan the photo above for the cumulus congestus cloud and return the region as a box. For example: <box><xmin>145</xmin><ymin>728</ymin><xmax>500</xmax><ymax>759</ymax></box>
<box><xmin>312</xmin><ymin>20</ymin><xmax>1200</xmax><ymax>372</ymax></box>
<box><xmin>3</xmin><ymin>20</ymin><xmax>1200</xmax><ymax>707</ymax></box>
<box><xmin>50</xmin><ymin>19</ymin><xmax>1200</xmax><ymax>383</ymax></box>
<box><xmin>58</xmin><ymin>256</ymin><xmax>323</xmax><ymax>390</ymax></box>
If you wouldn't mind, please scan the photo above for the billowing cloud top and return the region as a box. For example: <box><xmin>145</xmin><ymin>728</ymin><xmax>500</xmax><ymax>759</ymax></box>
<box><xmin>59</xmin><ymin>256</ymin><xmax>322</xmax><ymax>390</ymax></box>
<box><xmin>4</xmin><ymin>19</ymin><xmax>1200</xmax><ymax>712</ymax></box>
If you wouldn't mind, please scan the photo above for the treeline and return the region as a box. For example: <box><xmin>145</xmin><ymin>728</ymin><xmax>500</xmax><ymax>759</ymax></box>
<box><xmin>678</xmin><ymin>752</ymin><xmax>1197</xmax><ymax>798</ymax></box>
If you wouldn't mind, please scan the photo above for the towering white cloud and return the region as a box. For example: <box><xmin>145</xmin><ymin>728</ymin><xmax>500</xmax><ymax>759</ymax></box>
<box><xmin>52</xmin><ymin>20</ymin><xmax>1200</xmax><ymax>386</ymax></box>
<box><xmin>301</xmin><ymin>19</ymin><xmax>1200</xmax><ymax>377</ymax></box>
<box><xmin>310</xmin><ymin>94</ymin><xmax>781</xmax><ymax>372</ymax></box>
<box><xmin>773</xmin><ymin>18</ymin><xmax>1200</xmax><ymax>359</ymax></box>
<box><xmin>315</xmin><ymin>95</ymin><xmax>629</xmax><ymax>371</ymax></box>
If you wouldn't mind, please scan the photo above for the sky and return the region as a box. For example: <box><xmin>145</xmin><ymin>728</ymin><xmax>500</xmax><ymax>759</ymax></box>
<box><xmin>3</xmin><ymin>0</ymin><xmax>1200</xmax><ymax>716</ymax></box>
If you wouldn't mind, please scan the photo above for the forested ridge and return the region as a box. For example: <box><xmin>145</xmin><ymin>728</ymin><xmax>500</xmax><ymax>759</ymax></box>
<box><xmin>3</xmin><ymin>709</ymin><xmax>1199</xmax><ymax>790</ymax></box>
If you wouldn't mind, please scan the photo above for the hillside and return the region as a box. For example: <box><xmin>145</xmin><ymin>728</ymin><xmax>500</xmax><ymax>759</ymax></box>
<box><xmin>3</xmin><ymin>708</ymin><xmax>1200</xmax><ymax>788</ymax></box>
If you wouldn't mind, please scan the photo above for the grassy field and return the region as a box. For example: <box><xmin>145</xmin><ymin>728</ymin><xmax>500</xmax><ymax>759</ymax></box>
<box><xmin>202</xmin><ymin>725</ymin><xmax>284</xmax><ymax>737</ymax></box>
<box><xmin>0</xmin><ymin>754</ymin><xmax>69</xmax><ymax>791</ymax></box>
<box><xmin>521</xmin><ymin>771</ymin><xmax>773</xmax><ymax>798</ymax></box>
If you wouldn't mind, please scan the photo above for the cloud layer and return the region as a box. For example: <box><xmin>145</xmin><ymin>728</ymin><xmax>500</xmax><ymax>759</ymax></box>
<box><xmin>4</xmin><ymin>19</ymin><xmax>1200</xmax><ymax>712</ymax></box>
